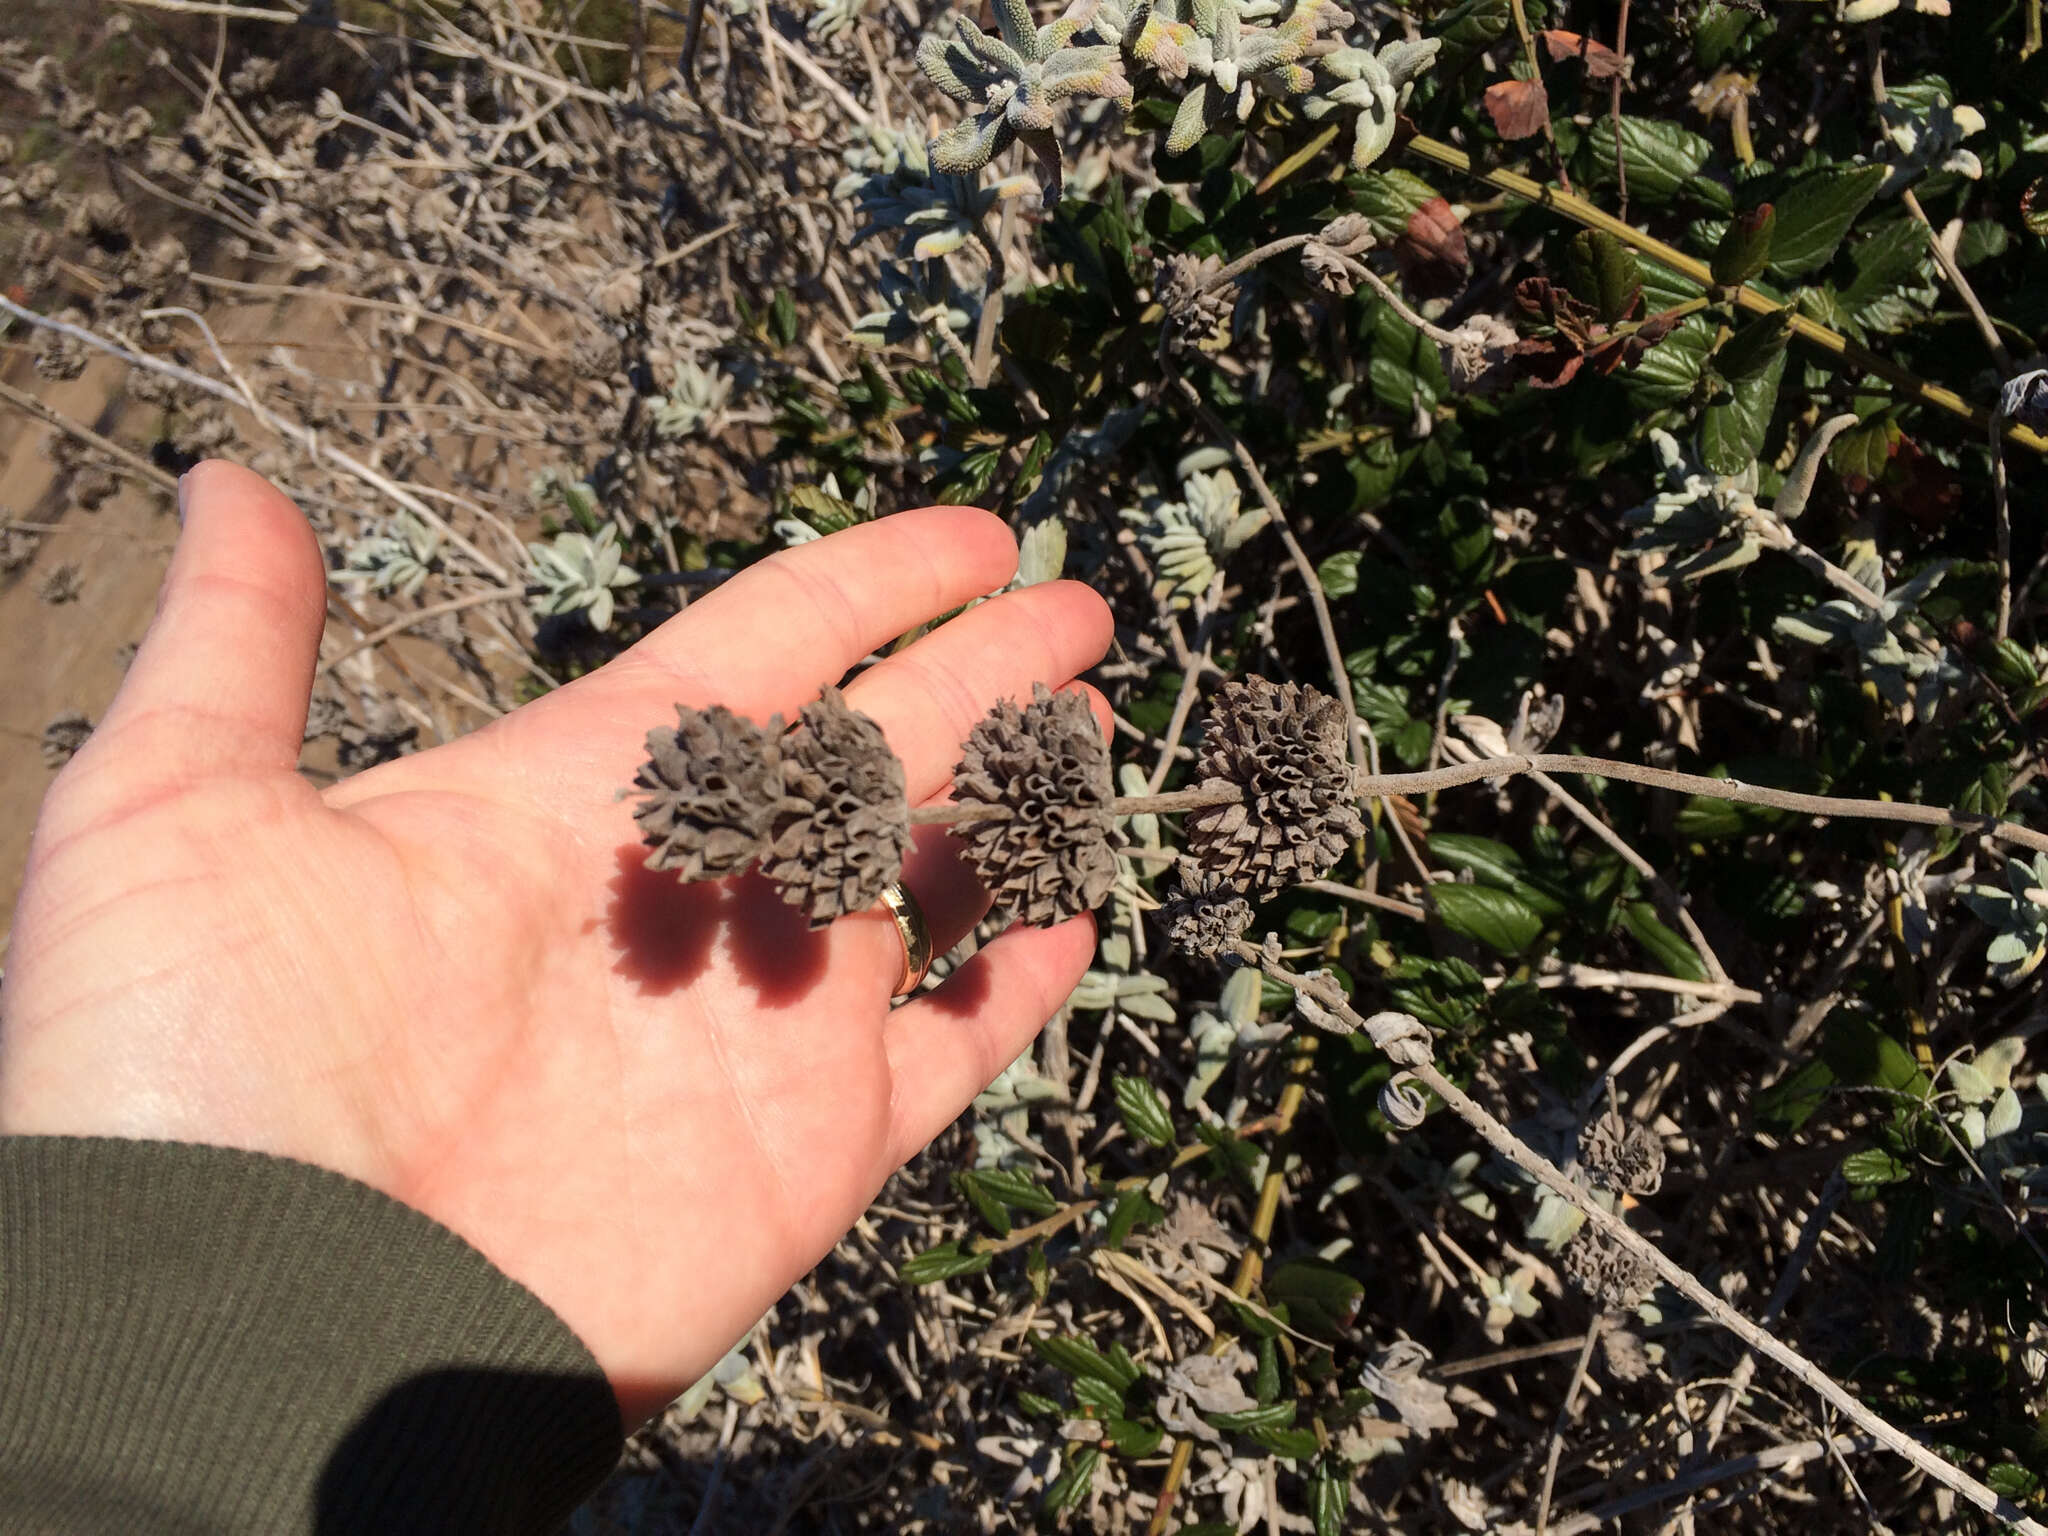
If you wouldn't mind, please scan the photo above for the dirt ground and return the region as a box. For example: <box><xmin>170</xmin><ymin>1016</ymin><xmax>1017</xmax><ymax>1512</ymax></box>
<box><xmin>0</xmin><ymin>350</ymin><xmax>179</xmax><ymax>945</ymax></box>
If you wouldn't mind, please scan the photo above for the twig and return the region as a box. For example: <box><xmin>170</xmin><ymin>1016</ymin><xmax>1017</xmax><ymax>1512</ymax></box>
<box><xmin>909</xmin><ymin>754</ymin><xmax>2048</xmax><ymax>858</ymax></box>
<box><xmin>1533</xmin><ymin>1318</ymin><xmax>1604</xmax><ymax>1535</ymax></box>
<box><xmin>320</xmin><ymin>586</ymin><xmax>527</xmax><ymax>675</ymax></box>
<box><xmin>1408</xmin><ymin>1056</ymin><xmax>2046</xmax><ymax>1535</ymax></box>
<box><xmin>0</xmin><ymin>379</ymin><xmax>180</xmax><ymax>497</ymax></box>
<box><xmin>0</xmin><ymin>296</ymin><xmax>515</xmax><ymax>585</ymax></box>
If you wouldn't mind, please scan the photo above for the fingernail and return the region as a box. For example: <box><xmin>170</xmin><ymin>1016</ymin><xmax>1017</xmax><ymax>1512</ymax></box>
<box><xmin>176</xmin><ymin>470</ymin><xmax>193</xmax><ymax>525</ymax></box>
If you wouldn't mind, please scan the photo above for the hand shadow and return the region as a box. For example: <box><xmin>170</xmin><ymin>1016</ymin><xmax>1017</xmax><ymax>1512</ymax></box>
<box><xmin>600</xmin><ymin>842</ymin><xmax>725</xmax><ymax>996</ymax></box>
<box><xmin>601</xmin><ymin>843</ymin><xmax>834</xmax><ymax>1007</ymax></box>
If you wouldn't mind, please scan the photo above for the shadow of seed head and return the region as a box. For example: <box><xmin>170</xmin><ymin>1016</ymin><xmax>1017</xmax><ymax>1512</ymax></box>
<box><xmin>952</xmin><ymin>683</ymin><xmax>1119</xmax><ymax>926</ymax></box>
<box><xmin>763</xmin><ymin>687</ymin><xmax>911</xmax><ymax>928</ymax></box>
<box><xmin>633</xmin><ymin>703</ymin><xmax>784</xmax><ymax>882</ymax></box>
<box><xmin>1184</xmin><ymin>676</ymin><xmax>1363</xmax><ymax>899</ymax></box>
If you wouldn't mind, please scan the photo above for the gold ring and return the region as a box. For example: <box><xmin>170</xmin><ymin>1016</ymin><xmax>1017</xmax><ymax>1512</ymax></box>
<box><xmin>877</xmin><ymin>881</ymin><xmax>934</xmax><ymax>997</ymax></box>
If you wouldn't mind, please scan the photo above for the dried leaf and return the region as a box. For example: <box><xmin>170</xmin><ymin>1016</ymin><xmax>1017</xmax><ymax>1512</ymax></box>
<box><xmin>1482</xmin><ymin>78</ymin><xmax>1551</xmax><ymax>141</ymax></box>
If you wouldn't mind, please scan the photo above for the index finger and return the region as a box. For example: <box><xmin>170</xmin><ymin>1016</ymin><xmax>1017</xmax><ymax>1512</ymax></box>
<box><xmin>413</xmin><ymin>506</ymin><xmax>1020</xmax><ymax>806</ymax></box>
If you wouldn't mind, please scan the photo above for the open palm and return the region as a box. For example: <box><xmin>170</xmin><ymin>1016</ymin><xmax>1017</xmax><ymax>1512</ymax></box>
<box><xmin>0</xmin><ymin>462</ymin><xmax>1112</xmax><ymax>1427</ymax></box>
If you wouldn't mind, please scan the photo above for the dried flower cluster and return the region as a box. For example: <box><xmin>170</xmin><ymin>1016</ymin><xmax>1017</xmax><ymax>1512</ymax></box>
<box><xmin>950</xmin><ymin>684</ymin><xmax>1120</xmax><ymax>926</ymax></box>
<box><xmin>1181</xmin><ymin>676</ymin><xmax>1362</xmax><ymax>900</ymax></box>
<box><xmin>634</xmin><ymin>691</ymin><xmax>911</xmax><ymax>928</ymax></box>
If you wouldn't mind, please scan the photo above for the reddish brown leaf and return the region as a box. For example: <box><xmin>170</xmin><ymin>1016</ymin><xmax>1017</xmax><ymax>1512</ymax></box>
<box><xmin>1513</xmin><ymin>276</ymin><xmax>1599</xmax><ymax>347</ymax></box>
<box><xmin>1511</xmin><ymin>336</ymin><xmax>1586</xmax><ymax>388</ymax></box>
<box><xmin>1393</xmin><ymin>196</ymin><xmax>1469</xmax><ymax>300</ymax></box>
<box><xmin>1886</xmin><ymin>435</ymin><xmax>1961</xmax><ymax>535</ymax></box>
<box><xmin>1539</xmin><ymin>29</ymin><xmax>1628</xmax><ymax>79</ymax></box>
<box><xmin>1483</xmin><ymin>78</ymin><xmax>1551</xmax><ymax>141</ymax></box>
<box><xmin>1401</xmin><ymin>198</ymin><xmax>1468</xmax><ymax>271</ymax></box>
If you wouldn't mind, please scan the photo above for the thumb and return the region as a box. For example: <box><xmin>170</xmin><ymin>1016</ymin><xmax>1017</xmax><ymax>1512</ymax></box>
<box><xmin>95</xmin><ymin>460</ymin><xmax>328</xmax><ymax>782</ymax></box>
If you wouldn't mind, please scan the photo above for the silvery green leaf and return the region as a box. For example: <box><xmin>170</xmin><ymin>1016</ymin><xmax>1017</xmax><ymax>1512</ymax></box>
<box><xmin>1770</xmin><ymin>413</ymin><xmax>1861</xmax><ymax>521</ymax></box>
<box><xmin>1979</xmin><ymin>1036</ymin><xmax>2027</xmax><ymax>1089</ymax></box>
<box><xmin>1666</xmin><ymin>535</ymin><xmax>1762</xmax><ymax>582</ymax></box>
<box><xmin>1961</xmin><ymin>1105</ymin><xmax>1988</xmax><ymax>1150</ymax></box>
<box><xmin>1378</xmin><ymin>37</ymin><xmax>1440</xmax><ymax>89</ymax></box>
<box><xmin>1167</xmin><ymin>81</ymin><xmax>1212</xmax><ymax>153</ymax></box>
<box><xmin>931</xmin><ymin>113</ymin><xmax>1016</xmax><ymax>173</ymax></box>
<box><xmin>1072</xmin><ymin>970</ymin><xmax>1121</xmax><ymax>1010</ymax></box>
<box><xmin>1175</xmin><ymin>444</ymin><xmax>1233</xmax><ymax>477</ymax></box>
<box><xmin>1224</xmin><ymin>508</ymin><xmax>1269</xmax><ymax>550</ymax></box>
<box><xmin>1222</xmin><ymin>965</ymin><xmax>1263</xmax><ymax>1027</ymax></box>
<box><xmin>1117</xmin><ymin>761</ymin><xmax>1159</xmax><ymax>844</ymax></box>
<box><xmin>1121</xmin><ymin>990</ymin><xmax>1178</xmax><ymax>1024</ymax></box>
<box><xmin>1949</xmin><ymin>1057</ymin><xmax>1996</xmax><ymax>1104</ymax></box>
<box><xmin>1988</xmin><ymin>1087</ymin><xmax>2024</xmax><ymax>1142</ymax></box>
<box><xmin>1186</xmin><ymin>1009</ymin><xmax>1240</xmax><ymax>1106</ymax></box>
<box><xmin>1017</xmin><ymin>517</ymin><xmax>1068</xmax><ymax>585</ymax></box>
<box><xmin>914</xmin><ymin>30</ymin><xmax>979</xmax><ymax>100</ymax></box>
<box><xmin>1525</xmin><ymin>1189</ymin><xmax>1586</xmax><ymax>1249</ymax></box>
<box><xmin>773</xmin><ymin>518</ymin><xmax>822</xmax><ymax>546</ymax></box>
<box><xmin>1774</xmin><ymin>612</ymin><xmax>1843</xmax><ymax>647</ymax></box>
<box><xmin>1099</xmin><ymin>930</ymin><xmax>1133</xmax><ymax>970</ymax></box>
<box><xmin>1987</xmin><ymin>932</ymin><xmax>2033</xmax><ymax>965</ymax></box>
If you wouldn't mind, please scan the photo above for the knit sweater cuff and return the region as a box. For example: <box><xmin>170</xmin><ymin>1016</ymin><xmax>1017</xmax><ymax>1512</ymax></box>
<box><xmin>0</xmin><ymin>1135</ymin><xmax>624</xmax><ymax>1534</ymax></box>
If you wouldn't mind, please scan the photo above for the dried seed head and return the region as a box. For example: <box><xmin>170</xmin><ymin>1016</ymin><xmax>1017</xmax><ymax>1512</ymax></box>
<box><xmin>1439</xmin><ymin>313</ymin><xmax>1521</xmax><ymax>394</ymax></box>
<box><xmin>1561</xmin><ymin>1226</ymin><xmax>1656</xmax><ymax>1312</ymax></box>
<box><xmin>952</xmin><ymin>684</ymin><xmax>1119</xmax><ymax>927</ymax></box>
<box><xmin>1159</xmin><ymin>858</ymin><xmax>1254</xmax><ymax>960</ymax></box>
<box><xmin>1578</xmin><ymin>1110</ymin><xmax>1665</xmax><ymax>1197</ymax></box>
<box><xmin>1157</xmin><ymin>253</ymin><xmax>1233</xmax><ymax>353</ymax></box>
<box><xmin>633</xmin><ymin>703</ymin><xmax>783</xmax><ymax>882</ymax></box>
<box><xmin>1184</xmin><ymin>676</ymin><xmax>1363</xmax><ymax>898</ymax></box>
<box><xmin>41</xmin><ymin>710</ymin><xmax>92</xmax><ymax>769</ymax></box>
<box><xmin>764</xmin><ymin>688</ymin><xmax>912</xmax><ymax>927</ymax></box>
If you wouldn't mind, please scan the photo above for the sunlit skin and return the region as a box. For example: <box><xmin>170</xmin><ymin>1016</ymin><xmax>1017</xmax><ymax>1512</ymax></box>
<box><xmin>0</xmin><ymin>460</ymin><xmax>1114</xmax><ymax>1430</ymax></box>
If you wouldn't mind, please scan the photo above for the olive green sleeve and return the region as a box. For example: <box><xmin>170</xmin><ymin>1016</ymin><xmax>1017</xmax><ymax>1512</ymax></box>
<box><xmin>0</xmin><ymin>1136</ymin><xmax>624</xmax><ymax>1534</ymax></box>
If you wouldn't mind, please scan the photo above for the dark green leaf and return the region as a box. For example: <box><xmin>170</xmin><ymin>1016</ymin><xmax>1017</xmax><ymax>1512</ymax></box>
<box><xmin>1104</xmin><ymin>1186</ymin><xmax>1167</xmax><ymax>1250</ymax></box>
<box><xmin>1821</xmin><ymin>1010</ymin><xmax>1929</xmax><ymax>1097</ymax></box>
<box><xmin>770</xmin><ymin>288</ymin><xmax>799</xmax><ymax>347</ymax></box>
<box><xmin>900</xmin><ymin>1241</ymin><xmax>992</xmax><ymax>1284</ymax></box>
<box><xmin>1103</xmin><ymin>1417</ymin><xmax>1164</xmax><ymax>1456</ymax></box>
<box><xmin>1567</xmin><ymin>230</ymin><xmax>1641</xmax><ymax>324</ymax></box>
<box><xmin>1431</xmin><ymin>883</ymin><xmax>1544</xmax><ymax>954</ymax></box>
<box><xmin>1842</xmin><ymin>1148</ymin><xmax>1913</xmax><ymax>1187</ymax></box>
<box><xmin>1042</xmin><ymin>1446</ymin><xmax>1100</xmax><ymax>1513</ymax></box>
<box><xmin>1584</xmin><ymin>116</ymin><xmax>1713</xmax><ymax>204</ymax></box>
<box><xmin>1249</xmin><ymin>1425</ymin><xmax>1323</xmax><ymax>1459</ymax></box>
<box><xmin>1207</xmin><ymin>1401</ymin><xmax>1297</xmax><ymax>1432</ymax></box>
<box><xmin>1348</xmin><ymin>169</ymin><xmax>1442</xmax><ymax>238</ymax></box>
<box><xmin>1114</xmin><ymin>1073</ymin><xmax>1177</xmax><ymax>1148</ymax></box>
<box><xmin>1016</xmin><ymin>1390</ymin><xmax>1062</xmax><ymax>1417</ymax></box>
<box><xmin>1758</xmin><ymin>1056</ymin><xmax>1833</xmax><ymax>1132</ymax></box>
<box><xmin>1071</xmin><ymin>1371</ymin><xmax>1127</xmax><ymax>1415</ymax></box>
<box><xmin>1828</xmin><ymin>410</ymin><xmax>1900</xmax><ymax>481</ymax></box>
<box><xmin>1618</xmin><ymin>901</ymin><xmax>1711</xmax><ymax>982</ymax></box>
<box><xmin>1988</xmin><ymin>1463</ymin><xmax>2040</xmax><ymax>1500</ymax></box>
<box><xmin>1266</xmin><ymin>1258</ymin><xmax>1365</xmax><ymax>1340</ymax></box>
<box><xmin>972</xmin><ymin>1166</ymin><xmax>1061</xmax><ymax>1216</ymax></box>
<box><xmin>1319</xmin><ymin>549</ymin><xmax>1361</xmax><ymax>599</ymax></box>
<box><xmin>1255</xmin><ymin>1336</ymin><xmax>1282</xmax><ymax>1403</ymax></box>
<box><xmin>1700</xmin><ymin>347</ymin><xmax>1785</xmax><ymax>474</ymax></box>
<box><xmin>1767</xmin><ymin>164</ymin><xmax>1886</xmax><ymax>279</ymax></box>
<box><xmin>955</xmin><ymin>1171</ymin><xmax>1012</xmax><ymax>1237</ymax></box>
<box><xmin>1711</xmin><ymin>204</ymin><xmax>1774</xmax><ymax>287</ymax></box>
<box><xmin>1312</xmin><ymin>1460</ymin><xmax>1349</xmax><ymax>1536</ymax></box>
<box><xmin>1033</xmin><ymin>1335</ymin><xmax>1144</xmax><ymax>1390</ymax></box>
<box><xmin>1622</xmin><ymin>314</ymin><xmax>1714</xmax><ymax>408</ymax></box>
<box><xmin>1713</xmin><ymin>306</ymin><xmax>1794</xmax><ymax>383</ymax></box>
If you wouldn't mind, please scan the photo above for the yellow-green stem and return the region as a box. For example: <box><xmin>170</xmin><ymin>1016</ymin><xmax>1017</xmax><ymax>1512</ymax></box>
<box><xmin>1399</xmin><ymin>134</ymin><xmax>2048</xmax><ymax>455</ymax></box>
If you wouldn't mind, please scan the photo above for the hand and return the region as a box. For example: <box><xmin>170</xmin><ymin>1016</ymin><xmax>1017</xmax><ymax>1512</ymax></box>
<box><xmin>0</xmin><ymin>461</ymin><xmax>1112</xmax><ymax>1428</ymax></box>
